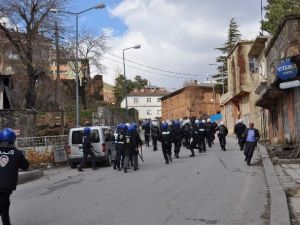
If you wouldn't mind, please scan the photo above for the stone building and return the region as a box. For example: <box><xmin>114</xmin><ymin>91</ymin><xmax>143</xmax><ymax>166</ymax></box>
<box><xmin>161</xmin><ymin>83</ymin><xmax>220</xmax><ymax>120</ymax></box>
<box><xmin>256</xmin><ymin>14</ymin><xmax>300</xmax><ymax>144</ymax></box>
<box><xmin>220</xmin><ymin>40</ymin><xmax>263</xmax><ymax>133</ymax></box>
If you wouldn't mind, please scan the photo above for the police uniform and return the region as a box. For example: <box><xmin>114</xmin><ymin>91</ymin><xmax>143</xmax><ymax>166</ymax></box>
<box><xmin>0</xmin><ymin>128</ymin><xmax>29</xmax><ymax>225</ymax></box>
<box><xmin>78</xmin><ymin>128</ymin><xmax>96</xmax><ymax>171</ymax></box>
<box><xmin>114</xmin><ymin>127</ymin><xmax>126</xmax><ymax>170</ymax></box>
<box><xmin>159</xmin><ymin>127</ymin><xmax>172</xmax><ymax>164</ymax></box>
<box><xmin>151</xmin><ymin>125</ymin><xmax>159</xmax><ymax>151</ymax></box>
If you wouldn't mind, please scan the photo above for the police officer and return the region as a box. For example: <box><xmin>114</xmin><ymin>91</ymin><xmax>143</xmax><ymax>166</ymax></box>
<box><xmin>124</xmin><ymin>125</ymin><xmax>135</xmax><ymax>173</ymax></box>
<box><xmin>158</xmin><ymin>122</ymin><xmax>172</xmax><ymax>164</ymax></box>
<box><xmin>234</xmin><ymin>119</ymin><xmax>247</xmax><ymax>151</ymax></box>
<box><xmin>171</xmin><ymin>121</ymin><xmax>183</xmax><ymax>158</ymax></box>
<box><xmin>151</xmin><ymin>121</ymin><xmax>160</xmax><ymax>151</ymax></box>
<box><xmin>216</xmin><ymin>121</ymin><xmax>229</xmax><ymax>151</ymax></box>
<box><xmin>189</xmin><ymin>119</ymin><xmax>200</xmax><ymax>157</ymax></box>
<box><xmin>0</xmin><ymin>128</ymin><xmax>29</xmax><ymax>225</ymax></box>
<box><xmin>198</xmin><ymin>120</ymin><xmax>207</xmax><ymax>153</ymax></box>
<box><xmin>143</xmin><ymin>120</ymin><xmax>151</xmax><ymax>147</ymax></box>
<box><xmin>205</xmin><ymin>118</ymin><xmax>214</xmax><ymax>148</ymax></box>
<box><xmin>78</xmin><ymin>127</ymin><xmax>97</xmax><ymax>171</ymax></box>
<box><xmin>182</xmin><ymin>119</ymin><xmax>192</xmax><ymax>149</ymax></box>
<box><xmin>131</xmin><ymin>123</ymin><xmax>143</xmax><ymax>171</ymax></box>
<box><xmin>114</xmin><ymin>124</ymin><xmax>127</xmax><ymax>171</ymax></box>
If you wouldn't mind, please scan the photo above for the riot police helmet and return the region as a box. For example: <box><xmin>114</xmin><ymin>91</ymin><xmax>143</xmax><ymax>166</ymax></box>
<box><xmin>0</xmin><ymin>128</ymin><xmax>16</xmax><ymax>144</ymax></box>
<box><xmin>162</xmin><ymin>123</ymin><xmax>168</xmax><ymax>130</ymax></box>
<box><xmin>83</xmin><ymin>127</ymin><xmax>91</xmax><ymax>135</ymax></box>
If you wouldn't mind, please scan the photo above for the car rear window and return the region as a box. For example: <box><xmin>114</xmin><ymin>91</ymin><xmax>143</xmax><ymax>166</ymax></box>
<box><xmin>71</xmin><ymin>129</ymin><xmax>100</xmax><ymax>144</ymax></box>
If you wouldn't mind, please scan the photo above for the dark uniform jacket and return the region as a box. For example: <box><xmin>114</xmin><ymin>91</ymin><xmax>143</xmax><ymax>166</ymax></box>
<box><xmin>171</xmin><ymin>127</ymin><xmax>183</xmax><ymax>143</ymax></box>
<box><xmin>159</xmin><ymin>129</ymin><xmax>172</xmax><ymax>145</ymax></box>
<box><xmin>234</xmin><ymin>123</ymin><xmax>247</xmax><ymax>137</ymax></box>
<box><xmin>205</xmin><ymin>122</ymin><xmax>214</xmax><ymax>137</ymax></box>
<box><xmin>216</xmin><ymin>125</ymin><xmax>228</xmax><ymax>137</ymax></box>
<box><xmin>0</xmin><ymin>147</ymin><xmax>29</xmax><ymax>194</ymax></box>
<box><xmin>116</xmin><ymin>131</ymin><xmax>126</xmax><ymax>149</ymax></box>
<box><xmin>151</xmin><ymin>126</ymin><xmax>160</xmax><ymax>138</ymax></box>
<box><xmin>82</xmin><ymin>134</ymin><xmax>92</xmax><ymax>153</ymax></box>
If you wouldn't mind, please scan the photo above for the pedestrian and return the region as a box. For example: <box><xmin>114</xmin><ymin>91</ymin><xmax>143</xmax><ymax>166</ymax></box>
<box><xmin>216</xmin><ymin>121</ymin><xmax>228</xmax><ymax>151</ymax></box>
<box><xmin>124</xmin><ymin>125</ymin><xmax>135</xmax><ymax>173</ymax></box>
<box><xmin>171</xmin><ymin>121</ymin><xmax>183</xmax><ymax>158</ymax></box>
<box><xmin>114</xmin><ymin>123</ymin><xmax>127</xmax><ymax>171</ymax></box>
<box><xmin>243</xmin><ymin>123</ymin><xmax>260</xmax><ymax>165</ymax></box>
<box><xmin>78</xmin><ymin>127</ymin><xmax>97</xmax><ymax>171</ymax></box>
<box><xmin>158</xmin><ymin>122</ymin><xmax>172</xmax><ymax>164</ymax></box>
<box><xmin>234</xmin><ymin>119</ymin><xmax>247</xmax><ymax>151</ymax></box>
<box><xmin>151</xmin><ymin>121</ymin><xmax>160</xmax><ymax>151</ymax></box>
<box><xmin>0</xmin><ymin>128</ymin><xmax>29</xmax><ymax>225</ymax></box>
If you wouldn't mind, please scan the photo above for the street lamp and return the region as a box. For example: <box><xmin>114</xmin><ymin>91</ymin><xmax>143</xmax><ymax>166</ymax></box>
<box><xmin>209</xmin><ymin>63</ymin><xmax>225</xmax><ymax>95</ymax></box>
<box><xmin>123</xmin><ymin>44</ymin><xmax>141</xmax><ymax>118</ymax></box>
<box><xmin>206</xmin><ymin>74</ymin><xmax>217</xmax><ymax>113</ymax></box>
<box><xmin>50</xmin><ymin>3</ymin><xmax>105</xmax><ymax>127</ymax></box>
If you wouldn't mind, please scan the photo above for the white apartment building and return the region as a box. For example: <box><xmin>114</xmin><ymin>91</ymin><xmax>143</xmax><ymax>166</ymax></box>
<box><xmin>120</xmin><ymin>86</ymin><xmax>168</xmax><ymax>120</ymax></box>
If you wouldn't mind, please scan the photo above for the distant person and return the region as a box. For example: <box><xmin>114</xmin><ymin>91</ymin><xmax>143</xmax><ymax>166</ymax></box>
<box><xmin>216</xmin><ymin>121</ymin><xmax>228</xmax><ymax>151</ymax></box>
<box><xmin>243</xmin><ymin>123</ymin><xmax>260</xmax><ymax>165</ymax></box>
<box><xmin>234</xmin><ymin>119</ymin><xmax>247</xmax><ymax>151</ymax></box>
<box><xmin>205</xmin><ymin>118</ymin><xmax>214</xmax><ymax>148</ymax></box>
<box><xmin>182</xmin><ymin>119</ymin><xmax>192</xmax><ymax>149</ymax></box>
<box><xmin>0</xmin><ymin>128</ymin><xmax>29</xmax><ymax>225</ymax></box>
<box><xmin>142</xmin><ymin>120</ymin><xmax>151</xmax><ymax>147</ymax></box>
<box><xmin>78</xmin><ymin>127</ymin><xmax>97</xmax><ymax>171</ymax></box>
<box><xmin>171</xmin><ymin>121</ymin><xmax>183</xmax><ymax>158</ymax></box>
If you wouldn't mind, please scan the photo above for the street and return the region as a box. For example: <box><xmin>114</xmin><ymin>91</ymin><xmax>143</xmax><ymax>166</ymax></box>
<box><xmin>11</xmin><ymin>137</ymin><xmax>267</xmax><ymax>225</ymax></box>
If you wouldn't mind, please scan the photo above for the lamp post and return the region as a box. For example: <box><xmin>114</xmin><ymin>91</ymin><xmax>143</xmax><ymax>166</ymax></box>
<box><xmin>50</xmin><ymin>3</ymin><xmax>105</xmax><ymax>127</ymax></box>
<box><xmin>207</xmin><ymin>74</ymin><xmax>216</xmax><ymax>113</ymax></box>
<box><xmin>209</xmin><ymin>63</ymin><xmax>225</xmax><ymax>95</ymax></box>
<box><xmin>122</xmin><ymin>44</ymin><xmax>141</xmax><ymax>118</ymax></box>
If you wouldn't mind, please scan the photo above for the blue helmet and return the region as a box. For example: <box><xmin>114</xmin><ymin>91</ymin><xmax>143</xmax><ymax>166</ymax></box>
<box><xmin>162</xmin><ymin>123</ymin><xmax>168</xmax><ymax>129</ymax></box>
<box><xmin>128</xmin><ymin>125</ymin><xmax>135</xmax><ymax>133</ymax></box>
<box><xmin>174</xmin><ymin>121</ymin><xmax>180</xmax><ymax>128</ymax></box>
<box><xmin>117</xmin><ymin>123</ymin><xmax>125</xmax><ymax>130</ymax></box>
<box><xmin>0</xmin><ymin>128</ymin><xmax>16</xmax><ymax>143</ymax></box>
<box><xmin>131</xmin><ymin>123</ymin><xmax>138</xmax><ymax>130</ymax></box>
<box><xmin>83</xmin><ymin>127</ymin><xmax>91</xmax><ymax>135</ymax></box>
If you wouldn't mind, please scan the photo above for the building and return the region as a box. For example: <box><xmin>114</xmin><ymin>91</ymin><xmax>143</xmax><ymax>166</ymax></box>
<box><xmin>256</xmin><ymin>14</ymin><xmax>300</xmax><ymax>144</ymax></box>
<box><xmin>49</xmin><ymin>58</ymin><xmax>90</xmax><ymax>81</ymax></box>
<box><xmin>120</xmin><ymin>85</ymin><xmax>168</xmax><ymax>120</ymax></box>
<box><xmin>220</xmin><ymin>40</ymin><xmax>263</xmax><ymax>133</ymax></box>
<box><xmin>161</xmin><ymin>83</ymin><xmax>220</xmax><ymax>120</ymax></box>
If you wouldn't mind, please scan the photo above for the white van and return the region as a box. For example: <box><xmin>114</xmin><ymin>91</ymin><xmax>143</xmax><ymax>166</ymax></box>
<box><xmin>67</xmin><ymin>126</ymin><xmax>116</xmax><ymax>169</ymax></box>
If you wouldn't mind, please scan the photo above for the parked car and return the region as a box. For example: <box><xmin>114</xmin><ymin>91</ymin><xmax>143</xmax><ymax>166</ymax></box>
<box><xmin>67</xmin><ymin>126</ymin><xmax>116</xmax><ymax>169</ymax></box>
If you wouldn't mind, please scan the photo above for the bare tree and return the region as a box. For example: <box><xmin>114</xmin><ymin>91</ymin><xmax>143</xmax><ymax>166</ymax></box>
<box><xmin>0</xmin><ymin>0</ymin><xmax>68</xmax><ymax>109</ymax></box>
<box><xmin>61</xmin><ymin>30</ymin><xmax>108</xmax><ymax>109</ymax></box>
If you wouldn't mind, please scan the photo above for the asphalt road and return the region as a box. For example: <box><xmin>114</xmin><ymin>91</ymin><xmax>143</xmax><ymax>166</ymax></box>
<box><xmin>10</xmin><ymin>137</ymin><xmax>268</xmax><ymax>225</ymax></box>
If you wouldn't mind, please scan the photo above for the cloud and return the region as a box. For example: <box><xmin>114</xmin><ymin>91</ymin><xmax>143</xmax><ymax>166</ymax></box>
<box><xmin>99</xmin><ymin>0</ymin><xmax>266</xmax><ymax>89</ymax></box>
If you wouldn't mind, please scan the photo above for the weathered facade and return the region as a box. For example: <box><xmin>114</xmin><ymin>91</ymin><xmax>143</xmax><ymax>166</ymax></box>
<box><xmin>256</xmin><ymin>14</ymin><xmax>300</xmax><ymax>144</ymax></box>
<box><xmin>161</xmin><ymin>84</ymin><xmax>220</xmax><ymax>120</ymax></box>
<box><xmin>220</xmin><ymin>41</ymin><xmax>263</xmax><ymax>133</ymax></box>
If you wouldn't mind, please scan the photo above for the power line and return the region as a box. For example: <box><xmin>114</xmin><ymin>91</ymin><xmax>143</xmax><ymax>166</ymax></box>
<box><xmin>106</xmin><ymin>52</ymin><xmax>203</xmax><ymax>77</ymax></box>
<box><xmin>103</xmin><ymin>56</ymin><xmax>189</xmax><ymax>79</ymax></box>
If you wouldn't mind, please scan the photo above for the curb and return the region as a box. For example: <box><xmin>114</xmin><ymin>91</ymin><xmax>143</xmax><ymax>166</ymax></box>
<box><xmin>18</xmin><ymin>170</ymin><xmax>44</xmax><ymax>184</ymax></box>
<box><xmin>258</xmin><ymin>143</ymin><xmax>291</xmax><ymax>225</ymax></box>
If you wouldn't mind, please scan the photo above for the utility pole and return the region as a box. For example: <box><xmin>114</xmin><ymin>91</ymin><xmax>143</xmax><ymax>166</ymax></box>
<box><xmin>54</xmin><ymin>21</ymin><xmax>60</xmax><ymax>106</ymax></box>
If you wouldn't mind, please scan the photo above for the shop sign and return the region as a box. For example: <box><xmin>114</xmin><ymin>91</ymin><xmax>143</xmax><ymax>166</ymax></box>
<box><xmin>279</xmin><ymin>80</ymin><xmax>300</xmax><ymax>89</ymax></box>
<box><xmin>276</xmin><ymin>58</ymin><xmax>298</xmax><ymax>80</ymax></box>
<box><xmin>210</xmin><ymin>113</ymin><xmax>223</xmax><ymax>122</ymax></box>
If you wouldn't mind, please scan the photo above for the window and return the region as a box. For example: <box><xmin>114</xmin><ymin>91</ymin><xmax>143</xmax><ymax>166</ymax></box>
<box><xmin>157</xmin><ymin>110</ymin><xmax>161</xmax><ymax>115</ymax></box>
<box><xmin>134</xmin><ymin>98</ymin><xmax>139</xmax><ymax>104</ymax></box>
<box><xmin>147</xmin><ymin>110</ymin><xmax>152</xmax><ymax>115</ymax></box>
<box><xmin>157</xmin><ymin>98</ymin><xmax>161</xmax><ymax>103</ymax></box>
<box><xmin>147</xmin><ymin>98</ymin><xmax>152</xmax><ymax>103</ymax></box>
<box><xmin>71</xmin><ymin>129</ymin><xmax>100</xmax><ymax>144</ymax></box>
<box><xmin>249</xmin><ymin>57</ymin><xmax>259</xmax><ymax>73</ymax></box>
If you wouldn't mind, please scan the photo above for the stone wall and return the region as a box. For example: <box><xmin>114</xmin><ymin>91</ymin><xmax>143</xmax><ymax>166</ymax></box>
<box><xmin>0</xmin><ymin>109</ymin><xmax>36</xmax><ymax>137</ymax></box>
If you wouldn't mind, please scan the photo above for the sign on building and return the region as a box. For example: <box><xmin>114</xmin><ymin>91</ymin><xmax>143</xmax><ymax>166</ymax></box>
<box><xmin>276</xmin><ymin>58</ymin><xmax>298</xmax><ymax>80</ymax></box>
<box><xmin>279</xmin><ymin>80</ymin><xmax>300</xmax><ymax>89</ymax></box>
<box><xmin>210</xmin><ymin>113</ymin><xmax>223</xmax><ymax>122</ymax></box>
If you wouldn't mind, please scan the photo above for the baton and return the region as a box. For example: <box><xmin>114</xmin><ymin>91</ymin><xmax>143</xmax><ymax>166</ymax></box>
<box><xmin>138</xmin><ymin>146</ymin><xmax>144</xmax><ymax>162</ymax></box>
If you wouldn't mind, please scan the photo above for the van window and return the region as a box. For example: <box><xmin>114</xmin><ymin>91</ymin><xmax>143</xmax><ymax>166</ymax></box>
<box><xmin>71</xmin><ymin>129</ymin><xmax>100</xmax><ymax>144</ymax></box>
<box><xmin>103</xmin><ymin>128</ymin><xmax>114</xmax><ymax>142</ymax></box>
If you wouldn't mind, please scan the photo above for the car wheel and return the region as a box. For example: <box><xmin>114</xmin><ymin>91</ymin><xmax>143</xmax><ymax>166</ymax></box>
<box><xmin>105</xmin><ymin>152</ymin><xmax>112</xmax><ymax>167</ymax></box>
<box><xmin>70</xmin><ymin>162</ymin><xmax>77</xmax><ymax>169</ymax></box>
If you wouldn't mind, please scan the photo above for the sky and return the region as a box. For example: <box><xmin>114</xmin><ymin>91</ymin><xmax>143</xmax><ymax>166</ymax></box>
<box><xmin>68</xmin><ymin>0</ymin><xmax>267</xmax><ymax>91</ymax></box>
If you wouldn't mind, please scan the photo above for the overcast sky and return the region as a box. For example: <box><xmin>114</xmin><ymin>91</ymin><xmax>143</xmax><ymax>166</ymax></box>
<box><xmin>72</xmin><ymin>0</ymin><xmax>267</xmax><ymax>91</ymax></box>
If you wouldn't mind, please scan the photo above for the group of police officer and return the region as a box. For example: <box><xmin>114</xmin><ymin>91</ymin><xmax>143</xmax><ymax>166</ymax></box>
<box><xmin>113</xmin><ymin>118</ymin><xmax>229</xmax><ymax>168</ymax></box>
